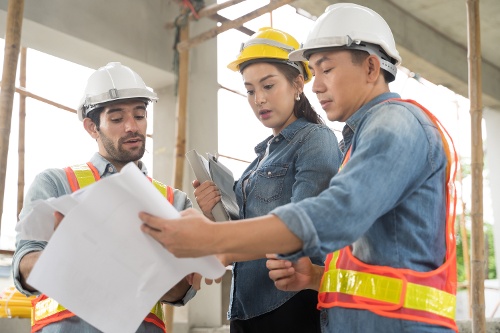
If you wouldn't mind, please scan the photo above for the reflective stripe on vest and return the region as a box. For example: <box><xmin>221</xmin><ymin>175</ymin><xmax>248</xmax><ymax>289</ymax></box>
<box><xmin>31</xmin><ymin>294</ymin><xmax>166</xmax><ymax>332</ymax></box>
<box><xmin>64</xmin><ymin>162</ymin><xmax>101</xmax><ymax>191</ymax></box>
<box><xmin>318</xmin><ymin>99</ymin><xmax>458</xmax><ymax>332</ymax></box>
<box><xmin>32</xmin><ymin>162</ymin><xmax>174</xmax><ymax>332</ymax></box>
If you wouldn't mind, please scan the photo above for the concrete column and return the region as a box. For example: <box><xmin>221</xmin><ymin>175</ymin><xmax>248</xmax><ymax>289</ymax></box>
<box><xmin>152</xmin><ymin>0</ymin><xmax>222</xmax><ymax>330</ymax></box>
<box><xmin>182</xmin><ymin>1</ymin><xmax>222</xmax><ymax>329</ymax></box>
<box><xmin>152</xmin><ymin>85</ymin><xmax>177</xmax><ymax>186</ymax></box>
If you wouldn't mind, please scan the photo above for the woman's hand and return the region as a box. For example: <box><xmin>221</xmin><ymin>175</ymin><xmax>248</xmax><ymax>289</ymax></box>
<box><xmin>192</xmin><ymin>180</ymin><xmax>221</xmax><ymax>221</ymax></box>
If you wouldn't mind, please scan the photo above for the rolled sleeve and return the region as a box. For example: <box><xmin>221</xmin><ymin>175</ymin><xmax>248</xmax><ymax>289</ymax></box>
<box><xmin>271</xmin><ymin>100</ymin><xmax>433</xmax><ymax>261</ymax></box>
<box><xmin>12</xmin><ymin>240</ymin><xmax>46</xmax><ymax>296</ymax></box>
<box><xmin>271</xmin><ymin>202</ymin><xmax>323</xmax><ymax>261</ymax></box>
<box><xmin>162</xmin><ymin>286</ymin><xmax>197</xmax><ymax>307</ymax></box>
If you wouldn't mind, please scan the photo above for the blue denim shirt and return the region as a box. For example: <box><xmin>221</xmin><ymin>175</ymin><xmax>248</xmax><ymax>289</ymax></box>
<box><xmin>12</xmin><ymin>153</ymin><xmax>195</xmax><ymax>332</ymax></box>
<box><xmin>229</xmin><ymin>117</ymin><xmax>341</xmax><ymax>320</ymax></box>
<box><xmin>273</xmin><ymin>93</ymin><xmax>454</xmax><ymax>332</ymax></box>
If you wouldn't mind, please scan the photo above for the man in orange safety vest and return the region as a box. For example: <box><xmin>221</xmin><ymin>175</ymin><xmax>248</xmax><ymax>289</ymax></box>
<box><xmin>13</xmin><ymin>62</ymin><xmax>197</xmax><ymax>333</ymax></box>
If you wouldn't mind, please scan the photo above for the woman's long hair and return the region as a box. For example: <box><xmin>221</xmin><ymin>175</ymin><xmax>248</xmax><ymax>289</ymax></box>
<box><xmin>273</xmin><ymin>62</ymin><xmax>324</xmax><ymax>125</ymax></box>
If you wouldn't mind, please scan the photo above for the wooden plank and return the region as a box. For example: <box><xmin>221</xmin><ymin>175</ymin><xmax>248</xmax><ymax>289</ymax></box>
<box><xmin>165</xmin><ymin>0</ymin><xmax>248</xmax><ymax>29</ymax></box>
<box><xmin>176</xmin><ymin>0</ymin><xmax>294</xmax><ymax>52</ymax></box>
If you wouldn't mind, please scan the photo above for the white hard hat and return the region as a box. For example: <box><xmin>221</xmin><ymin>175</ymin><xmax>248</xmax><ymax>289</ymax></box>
<box><xmin>289</xmin><ymin>3</ymin><xmax>401</xmax><ymax>81</ymax></box>
<box><xmin>77</xmin><ymin>62</ymin><xmax>158</xmax><ymax>121</ymax></box>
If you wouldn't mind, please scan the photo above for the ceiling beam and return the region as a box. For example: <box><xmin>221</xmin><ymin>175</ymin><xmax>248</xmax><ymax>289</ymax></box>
<box><xmin>290</xmin><ymin>0</ymin><xmax>500</xmax><ymax>110</ymax></box>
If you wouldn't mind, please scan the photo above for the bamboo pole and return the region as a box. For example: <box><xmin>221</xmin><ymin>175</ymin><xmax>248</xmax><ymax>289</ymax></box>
<box><xmin>172</xmin><ymin>20</ymin><xmax>190</xmax><ymax>190</ymax></box>
<box><xmin>458</xmin><ymin>166</ymin><xmax>472</xmax><ymax>315</ymax></box>
<box><xmin>14</xmin><ymin>86</ymin><xmax>76</xmax><ymax>113</ymax></box>
<box><xmin>0</xmin><ymin>0</ymin><xmax>25</xmax><ymax>232</ymax></box>
<box><xmin>17</xmin><ymin>47</ymin><xmax>27</xmax><ymax>219</ymax></box>
<box><xmin>209</xmin><ymin>13</ymin><xmax>254</xmax><ymax>36</ymax></box>
<box><xmin>176</xmin><ymin>0</ymin><xmax>294</xmax><ymax>52</ymax></box>
<box><xmin>165</xmin><ymin>0</ymin><xmax>247</xmax><ymax>29</ymax></box>
<box><xmin>466</xmin><ymin>0</ymin><xmax>485</xmax><ymax>332</ymax></box>
<box><xmin>167</xmin><ymin>10</ymin><xmax>191</xmax><ymax>333</ymax></box>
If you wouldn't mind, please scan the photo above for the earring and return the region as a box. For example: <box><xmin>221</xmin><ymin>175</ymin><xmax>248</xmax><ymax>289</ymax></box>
<box><xmin>295</xmin><ymin>93</ymin><xmax>301</xmax><ymax>101</ymax></box>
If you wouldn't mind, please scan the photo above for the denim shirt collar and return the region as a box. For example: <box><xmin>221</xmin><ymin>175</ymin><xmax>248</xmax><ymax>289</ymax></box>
<box><xmin>340</xmin><ymin>92</ymin><xmax>401</xmax><ymax>154</ymax></box>
<box><xmin>89</xmin><ymin>152</ymin><xmax>148</xmax><ymax>177</ymax></box>
<box><xmin>254</xmin><ymin>117</ymin><xmax>310</xmax><ymax>154</ymax></box>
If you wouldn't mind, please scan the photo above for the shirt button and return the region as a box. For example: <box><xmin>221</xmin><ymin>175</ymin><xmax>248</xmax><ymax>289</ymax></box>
<box><xmin>108</xmin><ymin>166</ymin><xmax>114</xmax><ymax>173</ymax></box>
<box><xmin>275</xmin><ymin>138</ymin><xmax>280</xmax><ymax>142</ymax></box>
<box><xmin>267</xmin><ymin>171</ymin><xmax>272</xmax><ymax>175</ymax></box>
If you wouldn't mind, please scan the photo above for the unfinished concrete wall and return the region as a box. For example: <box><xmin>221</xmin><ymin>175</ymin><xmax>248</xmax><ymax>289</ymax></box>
<box><xmin>0</xmin><ymin>0</ymin><xmax>177</xmax><ymax>88</ymax></box>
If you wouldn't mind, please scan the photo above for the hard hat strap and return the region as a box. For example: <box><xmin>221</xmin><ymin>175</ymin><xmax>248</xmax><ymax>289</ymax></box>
<box><xmin>241</xmin><ymin>38</ymin><xmax>296</xmax><ymax>53</ymax></box>
<box><xmin>302</xmin><ymin>36</ymin><xmax>397</xmax><ymax>80</ymax></box>
<box><xmin>347</xmin><ymin>42</ymin><xmax>397</xmax><ymax>79</ymax></box>
<box><xmin>83</xmin><ymin>88</ymin><xmax>157</xmax><ymax>110</ymax></box>
<box><xmin>301</xmin><ymin>35</ymin><xmax>353</xmax><ymax>50</ymax></box>
<box><xmin>239</xmin><ymin>58</ymin><xmax>307</xmax><ymax>81</ymax></box>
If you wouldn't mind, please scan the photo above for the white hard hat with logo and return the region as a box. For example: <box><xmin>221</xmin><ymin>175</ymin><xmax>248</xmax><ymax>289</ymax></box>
<box><xmin>77</xmin><ymin>62</ymin><xmax>158</xmax><ymax>121</ymax></box>
<box><xmin>289</xmin><ymin>3</ymin><xmax>401</xmax><ymax>82</ymax></box>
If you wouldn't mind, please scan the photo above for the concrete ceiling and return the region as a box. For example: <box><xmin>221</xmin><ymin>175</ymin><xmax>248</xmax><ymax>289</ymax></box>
<box><xmin>0</xmin><ymin>0</ymin><xmax>498</xmax><ymax>110</ymax></box>
<box><xmin>291</xmin><ymin>0</ymin><xmax>500</xmax><ymax>110</ymax></box>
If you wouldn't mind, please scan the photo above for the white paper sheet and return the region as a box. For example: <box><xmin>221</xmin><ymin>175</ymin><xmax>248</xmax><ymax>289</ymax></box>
<box><xmin>16</xmin><ymin>194</ymin><xmax>82</xmax><ymax>242</ymax></box>
<box><xmin>26</xmin><ymin>162</ymin><xmax>225</xmax><ymax>333</ymax></box>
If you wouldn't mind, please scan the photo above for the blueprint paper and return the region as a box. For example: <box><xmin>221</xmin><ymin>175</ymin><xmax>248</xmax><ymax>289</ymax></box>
<box><xmin>27</xmin><ymin>162</ymin><xmax>225</xmax><ymax>333</ymax></box>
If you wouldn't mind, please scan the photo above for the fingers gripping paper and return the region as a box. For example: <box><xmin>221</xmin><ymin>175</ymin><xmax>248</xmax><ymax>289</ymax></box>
<box><xmin>25</xmin><ymin>163</ymin><xmax>225</xmax><ymax>333</ymax></box>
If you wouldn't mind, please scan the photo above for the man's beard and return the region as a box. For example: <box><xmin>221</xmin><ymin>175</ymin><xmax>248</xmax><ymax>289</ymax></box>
<box><xmin>100</xmin><ymin>131</ymin><xmax>146</xmax><ymax>164</ymax></box>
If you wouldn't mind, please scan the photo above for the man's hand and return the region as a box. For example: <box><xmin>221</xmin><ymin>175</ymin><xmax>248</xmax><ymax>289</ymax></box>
<box><xmin>199</xmin><ymin>254</ymin><xmax>227</xmax><ymax>285</ymax></box>
<box><xmin>185</xmin><ymin>273</ymin><xmax>202</xmax><ymax>290</ymax></box>
<box><xmin>192</xmin><ymin>180</ymin><xmax>220</xmax><ymax>221</ymax></box>
<box><xmin>160</xmin><ymin>273</ymin><xmax>197</xmax><ymax>303</ymax></box>
<box><xmin>54</xmin><ymin>211</ymin><xmax>64</xmax><ymax>230</ymax></box>
<box><xmin>140</xmin><ymin>208</ymin><xmax>218</xmax><ymax>257</ymax></box>
<box><xmin>188</xmin><ymin>272</ymin><xmax>223</xmax><ymax>288</ymax></box>
<box><xmin>19</xmin><ymin>252</ymin><xmax>41</xmax><ymax>292</ymax></box>
<box><xmin>266</xmin><ymin>255</ymin><xmax>323</xmax><ymax>292</ymax></box>
<box><xmin>19</xmin><ymin>211</ymin><xmax>65</xmax><ymax>292</ymax></box>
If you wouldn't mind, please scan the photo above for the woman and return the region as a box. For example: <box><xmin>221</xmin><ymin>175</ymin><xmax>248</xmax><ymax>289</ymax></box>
<box><xmin>193</xmin><ymin>27</ymin><xmax>341</xmax><ymax>333</ymax></box>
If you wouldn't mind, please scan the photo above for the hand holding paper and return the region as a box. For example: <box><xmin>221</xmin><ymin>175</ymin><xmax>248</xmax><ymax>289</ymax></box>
<box><xmin>140</xmin><ymin>208</ymin><xmax>220</xmax><ymax>258</ymax></box>
<box><xmin>26</xmin><ymin>163</ymin><xmax>225</xmax><ymax>333</ymax></box>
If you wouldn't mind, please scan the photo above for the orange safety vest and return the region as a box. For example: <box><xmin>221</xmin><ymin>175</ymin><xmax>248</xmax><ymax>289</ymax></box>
<box><xmin>31</xmin><ymin>162</ymin><xmax>175</xmax><ymax>333</ymax></box>
<box><xmin>317</xmin><ymin>99</ymin><xmax>458</xmax><ymax>332</ymax></box>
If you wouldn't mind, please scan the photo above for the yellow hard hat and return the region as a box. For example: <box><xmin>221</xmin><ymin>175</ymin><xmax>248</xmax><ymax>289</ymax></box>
<box><xmin>227</xmin><ymin>27</ymin><xmax>312</xmax><ymax>83</ymax></box>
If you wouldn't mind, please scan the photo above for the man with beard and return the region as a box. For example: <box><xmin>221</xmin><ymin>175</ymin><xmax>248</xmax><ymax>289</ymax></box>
<box><xmin>12</xmin><ymin>62</ymin><xmax>195</xmax><ymax>333</ymax></box>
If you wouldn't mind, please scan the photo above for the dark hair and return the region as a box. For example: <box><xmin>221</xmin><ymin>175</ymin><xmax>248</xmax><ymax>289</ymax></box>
<box><xmin>84</xmin><ymin>98</ymin><xmax>149</xmax><ymax>131</ymax></box>
<box><xmin>86</xmin><ymin>108</ymin><xmax>103</xmax><ymax>130</ymax></box>
<box><xmin>350</xmin><ymin>49</ymin><xmax>392</xmax><ymax>83</ymax></box>
<box><xmin>272</xmin><ymin>62</ymin><xmax>324</xmax><ymax>125</ymax></box>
